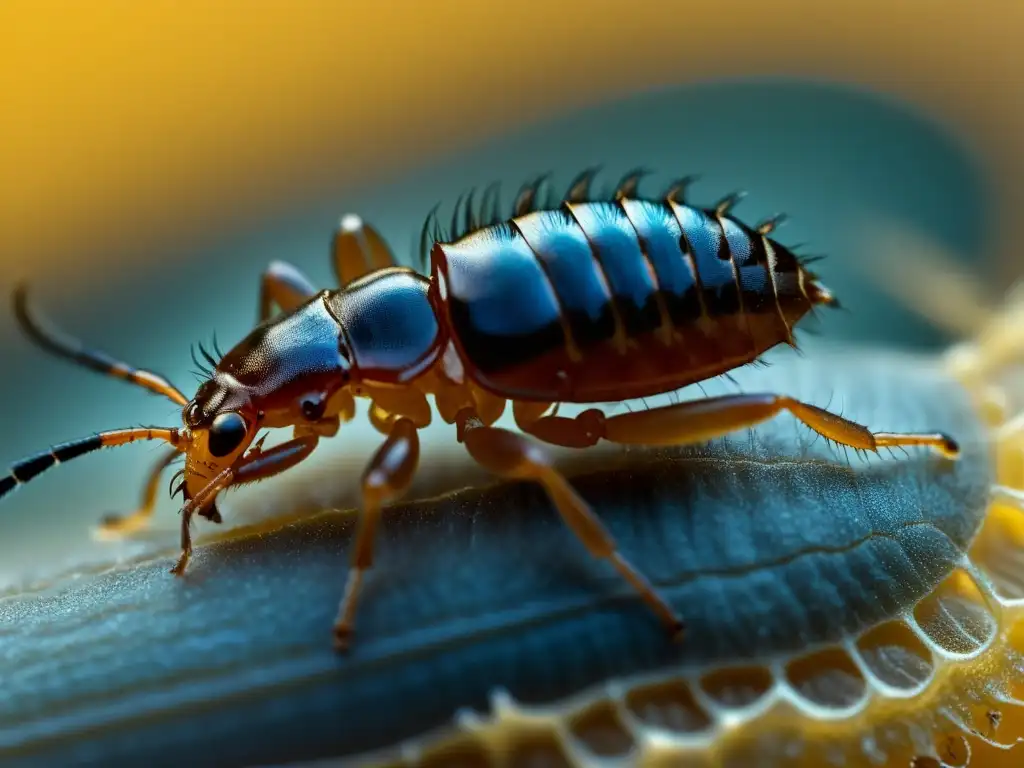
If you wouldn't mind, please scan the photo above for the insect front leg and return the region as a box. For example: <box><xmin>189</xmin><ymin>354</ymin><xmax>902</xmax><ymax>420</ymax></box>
<box><xmin>333</xmin><ymin>417</ymin><xmax>420</xmax><ymax>652</ymax></box>
<box><xmin>93</xmin><ymin>448</ymin><xmax>180</xmax><ymax>540</ymax></box>
<box><xmin>170</xmin><ymin>435</ymin><xmax>320</xmax><ymax>576</ymax></box>
<box><xmin>259</xmin><ymin>261</ymin><xmax>319</xmax><ymax>323</ymax></box>
<box><xmin>332</xmin><ymin>214</ymin><xmax>397</xmax><ymax>287</ymax></box>
<box><xmin>455</xmin><ymin>407</ymin><xmax>685</xmax><ymax>640</ymax></box>
<box><xmin>518</xmin><ymin>394</ymin><xmax>960</xmax><ymax>458</ymax></box>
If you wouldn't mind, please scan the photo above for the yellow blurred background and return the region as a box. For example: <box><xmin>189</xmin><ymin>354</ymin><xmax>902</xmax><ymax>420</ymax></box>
<box><xmin>2</xmin><ymin>0</ymin><xmax>1022</xmax><ymax>290</ymax></box>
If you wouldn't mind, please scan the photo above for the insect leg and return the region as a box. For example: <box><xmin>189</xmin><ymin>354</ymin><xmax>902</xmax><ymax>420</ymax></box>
<box><xmin>259</xmin><ymin>260</ymin><xmax>319</xmax><ymax>322</ymax></box>
<box><xmin>14</xmin><ymin>285</ymin><xmax>188</xmax><ymax>405</ymax></box>
<box><xmin>456</xmin><ymin>408</ymin><xmax>685</xmax><ymax>639</ymax></box>
<box><xmin>333</xmin><ymin>417</ymin><xmax>420</xmax><ymax>651</ymax></box>
<box><xmin>514</xmin><ymin>400</ymin><xmax>604</xmax><ymax>448</ymax></box>
<box><xmin>332</xmin><ymin>214</ymin><xmax>397</xmax><ymax>287</ymax></box>
<box><xmin>560</xmin><ymin>394</ymin><xmax>960</xmax><ymax>458</ymax></box>
<box><xmin>94</xmin><ymin>447</ymin><xmax>180</xmax><ymax>540</ymax></box>
<box><xmin>169</xmin><ymin>435</ymin><xmax>319</xmax><ymax>576</ymax></box>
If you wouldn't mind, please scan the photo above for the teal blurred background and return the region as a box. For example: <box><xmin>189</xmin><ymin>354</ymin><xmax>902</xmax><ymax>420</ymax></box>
<box><xmin>0</xmin><ymin>80</ymin><xmax>990</xmax><ymax>584</ymax></box>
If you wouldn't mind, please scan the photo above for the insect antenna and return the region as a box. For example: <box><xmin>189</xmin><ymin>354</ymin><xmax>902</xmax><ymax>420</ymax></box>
<box><xmin>14</xmin><ymin>285</ymin><xmax>188</xmax><ymax>406</ymax></box>
<box><xmin>0</xmin><ymin>427</ymin><xmax>183</xmax><ymax>501</ymax></box>
<box><xmin>212</xmin><ymin>332</ymin><xmax>225</xmax><ymax>359</ymax></box>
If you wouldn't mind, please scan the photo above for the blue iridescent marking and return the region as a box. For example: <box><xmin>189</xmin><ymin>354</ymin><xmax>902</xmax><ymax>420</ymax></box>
<box><xmin>619</xmin><ymin>199</ymin><xmax>703</xmax><ymax>324</ymax></box>
<box><xmin>719</xmin><ymin>215</ymin><xmax>773</xmax><ymax>313</ymax></box>
<box><xmin>325</xmin><ymin>270</ymin><xmax>440</xmax><ymax>379</ymax></box>
<box><xmin>218</xmin><ymin>298</ymin><xmax>347</xmax><ymax>390</ymax></box>
<box><xmin>567</xmin><ymin>202</ymin><xmax>662</xmax><ymax>337</ymax></box>
<box><xmin>436</xmin><ymin>225</ymin><xmax>565</xmax><ymax>373</ymax></box>
<box><xmin>514</xmin><ymin>210</ymin><xmax>616</xmax><ymax>348</ymax></box>
<box><xmin>668</xmin><ymin>202</ymin><xmax>740</xmax><ymax>314</ymax></box>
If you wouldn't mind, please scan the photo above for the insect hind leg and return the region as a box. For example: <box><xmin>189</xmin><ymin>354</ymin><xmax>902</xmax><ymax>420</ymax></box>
<box><xmin>332</xmin><ymin>214</ymin><xmax>397</xmax><ymax>287</ymax></box>
<box><xmin>259</xmin><ymin>261</ymin><xmax>318</xmax><ymax>323</ymax></box>
<box><xmin>518</xmin><ymin>394</ymin><xmax>960</xmax><ymax>459</ymax></box>
<box><xmin>457</xmin><ymin>407</ymin><xmax>685</xmax><ymax>640</ymax></box>
<box><xmin>93</xmin><ymin>448</ymin><xmax>181</xmax><ymax>541</ymax></box>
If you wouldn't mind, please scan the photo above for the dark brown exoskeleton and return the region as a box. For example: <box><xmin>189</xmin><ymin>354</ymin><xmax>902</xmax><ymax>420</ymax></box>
<box><xmin>0</xmin><ymin>169</ymin><xmax>961</xmax><ymax>651</ymax></box>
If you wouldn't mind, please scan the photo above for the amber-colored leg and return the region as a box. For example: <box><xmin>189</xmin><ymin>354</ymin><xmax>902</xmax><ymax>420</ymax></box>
<box><xmin>332</xmin><ymin>214</ymin><xmax>397</xmax><ymax>287</ymax></box>
<box><xmin>333</xmin><ymin>417</ymin><xmax>420</xmax><ymax>651</ymax></box>
<box><xmin>258</xmin><ymin>260</ymin><xmax>318</xmax><ymax>322</ymax></box>
<box><xmin>93</xmin><ymin>448</ymin><xmax>180</xmax><ymax>540</ymax></box>
<box><xmin>456</xmin><ymin>408</ymin><xmax>685</xmax><ymax>639</ymax></box>
<box><xmin>170</xmin><ymin>435</ymin><xmax>319</xmax><ymax>576</ymax></box>
<box><xmin>517</xmin><ymin>393</ymin><xmax>960</xmax><ymax>458</ymax></box>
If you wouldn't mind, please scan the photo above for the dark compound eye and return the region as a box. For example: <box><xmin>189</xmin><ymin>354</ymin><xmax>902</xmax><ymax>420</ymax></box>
<box><xmin>208</xmin><ymin>412</ymin><xmax>248</xmax><ymax>457</ymax></box>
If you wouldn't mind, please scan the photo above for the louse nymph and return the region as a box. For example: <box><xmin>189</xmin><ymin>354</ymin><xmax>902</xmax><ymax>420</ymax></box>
<box><xmin>0</xmin><ymin>172</ymin><xmax>1020</xmax><ymax>768</ymax></box>
<box><xmin>1</xmin><ymin>168</ymin><xmax>956</xmax><ymax>655</ymax></box>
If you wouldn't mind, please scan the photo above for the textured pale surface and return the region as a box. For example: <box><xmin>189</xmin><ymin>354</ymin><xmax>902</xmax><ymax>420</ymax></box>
<box><xmin>0</xmin><ymin>351</ymin><xmax>992</xmax><ymax>767</ymax></box>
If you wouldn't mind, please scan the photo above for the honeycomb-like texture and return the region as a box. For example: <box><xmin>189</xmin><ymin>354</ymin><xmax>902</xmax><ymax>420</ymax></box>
<box><xmin>367</xmin><ymin>502</ymin><xmax>1024</xmax><ymax>768</ymax></box>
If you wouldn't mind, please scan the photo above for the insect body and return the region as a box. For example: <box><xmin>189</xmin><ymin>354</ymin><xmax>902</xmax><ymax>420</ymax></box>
<box><xmin>438</xmin><ymin>182</ymin><xmax>812</xmax><ymax>403</ymax></box>
<box><xmin>0</xmin><ymin>169</ymin><xmax>961</xmax><ymax>651</ymax></box>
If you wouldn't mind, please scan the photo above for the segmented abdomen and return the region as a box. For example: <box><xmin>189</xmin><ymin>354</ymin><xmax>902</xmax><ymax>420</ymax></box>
<box><xmin>431</xmin><ymin>182</ymin><xmax>827</xmax><ymax>403</ymax></box>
